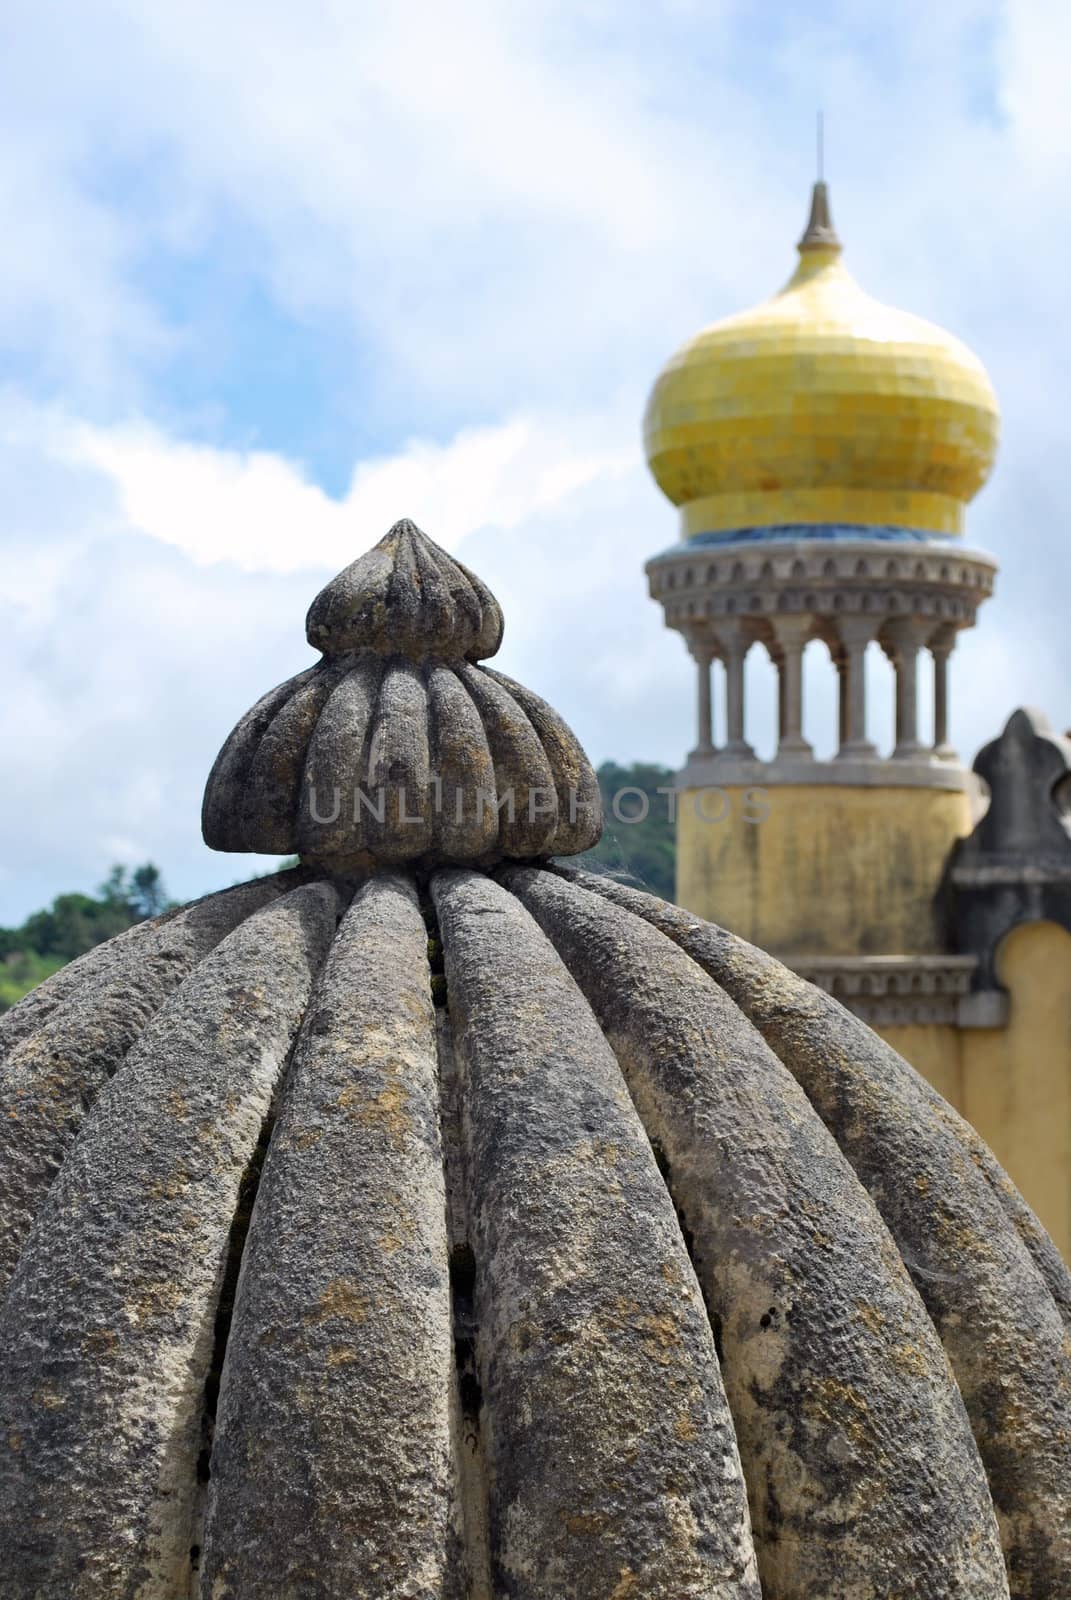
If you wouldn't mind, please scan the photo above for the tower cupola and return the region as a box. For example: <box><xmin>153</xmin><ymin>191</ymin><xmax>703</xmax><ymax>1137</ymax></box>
<box><xmin>644</xmin><ymin>182</ymin><xmax>1000</xmax><ymax>542</ymax></box>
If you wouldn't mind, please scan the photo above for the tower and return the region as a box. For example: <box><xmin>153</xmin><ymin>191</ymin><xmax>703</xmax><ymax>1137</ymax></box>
<box><xmin>644</xmin><ymin>183</ymin><xmax>1071</xmax><ymax>1260</ymax></box>
<box><xmin>644</xmin><ymin>179</ymin><xmax>1000</xmax><ymax>959</ymax></box>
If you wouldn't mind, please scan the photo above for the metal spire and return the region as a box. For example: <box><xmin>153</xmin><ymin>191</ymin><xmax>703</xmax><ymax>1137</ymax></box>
<box><xmin>817</xmin><ymin>110</ymin><xmax>824</xmax><ymax>183</ymax></box>
<box><xmin>798</xmin><ymin>114</ymin><xmax>841</xmax><ymax>253</ymax></box>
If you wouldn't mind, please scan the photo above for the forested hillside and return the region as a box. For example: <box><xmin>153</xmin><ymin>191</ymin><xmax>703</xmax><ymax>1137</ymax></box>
<box><xmin>0</xmin><ymin>865</ymin><xmax>170</xmax><ymax>1012</ymax></box>
<box><xmin>575</xmin><ymin>761</ymin><xmax>676</xmax><ymax>899</ymax></box>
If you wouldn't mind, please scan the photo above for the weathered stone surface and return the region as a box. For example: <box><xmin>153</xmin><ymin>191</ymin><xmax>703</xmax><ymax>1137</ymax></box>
<box><xmin>201</xmin><ymin>875</ymin><xmax>456</xmax><ymax>1599</ymax></box>
<box><xmin>454</xmin><ymin>666</ymin><xmax>558</xmax><ymax>857</ymax></box>
<box><xmin>0</xmin><ymin>883</ymin><xmax>338</xmax><ymax>1600</ymax></box>
<box><xmin>207</xmin><ymin>655</ymin><xmax>603</xmax><ymax>866</ymax></box>
<box><xmin>0</xmin><ymin>914</ymin><xmax>163</xmax><ymax>1057</ymax></box>
<box><xmin>559</xmin><ymin>864</ymin><xmax>1071</xmax><ymax>1600</ymax></box>
<box><xmin>296</xmin><ymin>653</ymin><xmax>385</xmax><ymax>857</ymax></box>
<box><xmin>434</xmin><ymin>1005</ymin><xmax>494</xmax><ymax>1600</ymax></box>
<box><xmin>202</xmin><ymin>524</ymin><xmax>603</xmax><ymax>865</ymax></box>
<box><xmin>201</xmin><ymin>668</ymin><xmax>320</xmax><ymax>851</ymax></box>
<box><xmin>1</xmin><ymin>850</ymin><xmax>1066</xmax><ymax>1596</ymax></box>
<box><xmin>426</xmin><ymin>664</ymin><xmax>498</xmax><ymax>862</ymax></box>
<box><xmin>971</xmin><ymin>1142</ymin><xmax>1071</xmax><ymax>1330</ymax></box>
<box><xmin>483</xmin><ymin>666</ymin><xmax>602</xmax><ymax>855</ymax></box>
<box><xmin>0</xmin><ymin>871</ymin><xmax>304</xmax><ymax>1292</ymax></box>
<box><xmin>238</xmin><ymin>666</ymin><xmax>345</xmax><ymax>853</ymax></box>
<box><xmin>507</xmin><ymin>865</ymin><xmax>1008</xmax><ymax>1600</ymax></box>
<box><xmin>432</xmin><ymin>868</ymin><xmax>760</xmax><ymax>1600</ymax></box>
<box><xmin>0</xmin><ymin>868</ymin><xmax>305</xmax><ymax>1059</ymax></box>
<box><xmin>305</xmin><ymin>518</ymin><xmax>504</xmax><ymax>662</ymax></box>
<box><xmin>365</xmin><ymin>660</ymin><xmax>435</xmax><ymax>860</ymax></box>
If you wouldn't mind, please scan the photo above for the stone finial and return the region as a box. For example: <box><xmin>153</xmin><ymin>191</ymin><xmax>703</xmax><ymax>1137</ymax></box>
<box><xmin>797</xmin><ymin>179</ymin><xmax>841</xmax><ymax>253</ymax></box>
<box><xmin>943</xmin><ymin>707</ymin><xmax>1071</xmax><ymax>983</ymax></box>
<box><xmin>970</xmin><ymin>707</ymin><xmax>1071</xmax><ymax>853</ymax></box>
<box><xmin>306</xmin><ymin>517</ymin><xmax>504</xmax><ymax>661</ymax></box>
<box><xmin>202</xmin><ymin>520</ymin><xmax>602</xmax><ymax>869</ymax></box>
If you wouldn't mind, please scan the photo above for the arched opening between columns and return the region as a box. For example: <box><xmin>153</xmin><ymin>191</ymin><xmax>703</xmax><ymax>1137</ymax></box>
<box><xmin>802</xmin><ymin>640</ymin><xmax>839</xmax><ymax>760</ymax></box>
<box><xmin>743</xmin><ymin>645</ymin><xmax>778</xmax><ymax>761</ymax></box>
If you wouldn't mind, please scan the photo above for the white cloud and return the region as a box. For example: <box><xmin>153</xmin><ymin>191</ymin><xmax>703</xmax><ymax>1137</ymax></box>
<box><xmin>0</xmin><ymin>398</ymin><xmax>682</xmax><ymax>920</ymax></box>
<box><xmin>0</xmin><ymin>0</ymin><xmax>1059</xmax><ymax>410</ymax></box>
<box><xmin>0</xmin><ymin>0</ymin><xmax>769</xmax><ymax>408</ymax></box>
<box><xmin>60</xmin><ymin>411</ymin><xmax>635</xmax><ymax>572</ymax></box>
<box><xmin>1002</xmin><ymin>0</ymin><xmax>1071</xmax><ymax>177</ymax></box>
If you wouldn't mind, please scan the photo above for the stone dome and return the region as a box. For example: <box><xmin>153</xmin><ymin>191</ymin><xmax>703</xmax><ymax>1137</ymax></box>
<box><xmin>202</xmin><ymin>518</ymin><xmax>601</xmax><ymax>869</ymax></box>
<box><xmin>644</xmin><ymin>183</ymin><xmax>1000</xmax><ymax>540</ymax></box>
<box><xmin>0</xmin><ymin>523</ymin><xmax>1068</xmax><ymax>1600</ymax></box>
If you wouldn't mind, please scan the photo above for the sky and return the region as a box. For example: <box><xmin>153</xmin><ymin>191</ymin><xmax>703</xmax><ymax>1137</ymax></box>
<box><xmin>1</xmin><ymin>0</ymin><xmax>1069</xmax><ymax>921</ymax></box>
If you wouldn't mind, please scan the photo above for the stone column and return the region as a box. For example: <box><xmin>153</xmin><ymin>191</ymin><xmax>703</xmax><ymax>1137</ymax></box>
<box><xmin>835</xmin><ymin>650</ymin><xmax>849</xmax><ymax>749</ymax></box>
<box><xmin>770</xmin><ymin>615</ymin><xmax>814</xmax><ymax>758</ymax></box>
<box><xmin>835</xmin><ymin>617</ymin><xmax>878</xmax><ymax>759</ymax></box>
<box><xmin>689</xmin><ymin>643</ymin><xmax>715</xmax><ymax>757</ymax></box>
<box><xmin>774</xmin><ymin>650</ymin><xmax>787</xmax><ymax>744</ymax></box>
<box><xmin>930</xmin><ymin>629</ymin><xmax>957</xmax><ymax>760</ymax></box>
<box><xmin>888</xmin><ymin>619</ymin><xmax>927</xmax><ymax>759</ymax></box>
<box><xmin>721</xmin><ymin>622</ymin><xmax>754</xmax><ymax>757</ymax></box>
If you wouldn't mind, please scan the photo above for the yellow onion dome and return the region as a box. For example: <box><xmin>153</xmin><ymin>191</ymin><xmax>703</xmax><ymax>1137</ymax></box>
<box><xmin>644</xmin><ymin>183</ymin><xmax>1000</xmax><ymax>540</ymax></box>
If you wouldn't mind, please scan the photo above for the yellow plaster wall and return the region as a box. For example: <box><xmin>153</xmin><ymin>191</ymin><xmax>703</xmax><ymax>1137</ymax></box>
<box><xmin>958</xmin><ymin>921</ymin><xmax>1071</xmax><ymax>1263</ymax></box>
<box><xmin>679</xmin><ymin>786</ymin><xmax>1070</xmax><ymax>1257</ymax></box>
<box><xmin>677</xmin><ymin>783</ymin><xmax>972</xmax><ymax>957</ymax></box>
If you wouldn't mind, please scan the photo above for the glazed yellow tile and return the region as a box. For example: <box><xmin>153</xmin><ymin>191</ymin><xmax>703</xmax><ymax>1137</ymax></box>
<box><xmin>644</xmin><ymin>231</ymin><xmax>999</xmax><ymax>539</ymax></box>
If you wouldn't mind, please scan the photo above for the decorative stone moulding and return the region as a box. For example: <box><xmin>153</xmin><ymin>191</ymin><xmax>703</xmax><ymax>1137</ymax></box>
<box><xmin>790</xmin><ymin>953</ymin><xmax>979</xmax><ymax>1027</ymax></box>
<box><xmin>648</xmin><ymin>535</ymin><xmax>997</xmax><ymax>633</ymax></box>
<box><xmin>202</xmin><ymin>519</ymin><xmax>602</xmax><ymax>869</ymax></box>
<box><xmin>677</xmin><ymin>750</ymin><xmax>973</xmax><ymax>791</ymax></box>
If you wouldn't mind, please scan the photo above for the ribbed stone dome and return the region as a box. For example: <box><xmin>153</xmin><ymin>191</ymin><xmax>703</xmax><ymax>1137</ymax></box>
<box><xmin>202</xmin><ymin>520</ymin><xmax>601</xmax><ymax>869</ymax></box>
<box><xmin>0</xmin><ymin>523</ymin><xmax>1068</xmax><ymax>1600</ymax></box>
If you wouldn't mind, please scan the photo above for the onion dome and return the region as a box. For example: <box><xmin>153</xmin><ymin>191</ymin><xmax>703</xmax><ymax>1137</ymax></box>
<box><xmin>1</xmin><ymin>521</ymin><xmax>1069</xmax><ymax>1600</ymax></box>
<box><xmin>644</xmin><ymin>182</ymin><xmax>1000</xmax><ymax>540</ymax></box>
<box><xmin>202</xmin><ymin>518</ymin><xmax>602</xmax><ymax>868</ymax></box>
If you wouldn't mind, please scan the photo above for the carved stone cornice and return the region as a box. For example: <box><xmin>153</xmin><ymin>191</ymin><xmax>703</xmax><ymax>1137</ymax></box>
<box><xmin>788</xmin><ymin>954</ymin><xmax>983</xmax><ymax>1027</ymax></box>
<box><xmin>647</xmin><ymin>535</ymin><xmax>996</xmax><ymax>642</ymax></box>
<box><xmin>679</xmin><ymin>754</ymin><xmax>972</xmax><ymax>791</ymax></box>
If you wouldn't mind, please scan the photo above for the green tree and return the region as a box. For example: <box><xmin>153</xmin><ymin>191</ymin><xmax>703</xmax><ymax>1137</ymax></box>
<box><xmin>573</xmin><ymin>761</ymin><xmax>677</xmax><ymax>901</ymax></box>
<box><xmin>130</xmin><ymin>864</ymin><xmax>167</xmax><ymax>918</ymax></box>
<box><xmin>0</xmin><ymin>951</ymin><xmax>67</xmax><ymax>1012</ymax></box>
<box><xmin>0</xmin><ymin>862</ymin><xmax>173</xmax><ymax>1012</ymax></box>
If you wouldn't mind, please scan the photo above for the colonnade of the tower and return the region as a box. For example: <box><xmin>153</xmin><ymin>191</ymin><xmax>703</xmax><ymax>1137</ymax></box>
<box><xmin>689</xmin><ymin>618</ymin><xmax>958</xmax><ymax>764</ymax></box>
<box><xmin>647</xmin><ymin>533</ymin><xmax>996</xmax><ymax>780</ymax></box>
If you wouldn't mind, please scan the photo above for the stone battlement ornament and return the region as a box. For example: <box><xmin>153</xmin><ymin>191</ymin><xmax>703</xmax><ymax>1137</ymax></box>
<box><xmin>202</xmin><ymin>519</ymin><xmax>602</xmax><ymax>868</ymax></box>
<box><xmin>0</xmin><ymin>518</ymin><xmax>1068</xmax><ymax>1600</ymax></box>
